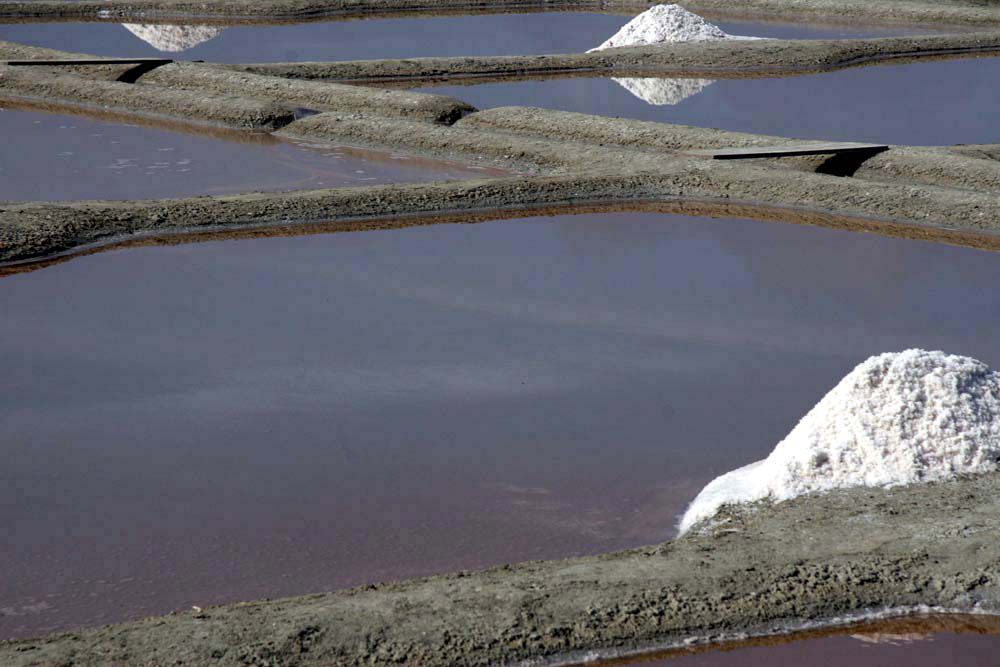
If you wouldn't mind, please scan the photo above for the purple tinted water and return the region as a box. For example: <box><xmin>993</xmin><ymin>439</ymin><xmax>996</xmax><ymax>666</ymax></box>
<box><xmin>3</xmin><ymin>211</ymin><xmax>1000</xmax><ymax>639</ymax></box>
<box><xmin>0</xmin><ymin>13</ymin><xmax>928</xmax><ymax>61</ymax></box>
<box><xmin>423</xmin><ymin>56</ymin><xmax>1000</xmax><ymax>146</ymax></box>
<box><xmin>0</xmin><ymin>106</ymin><xmax>499</xmax><ymax>201</ymax></box>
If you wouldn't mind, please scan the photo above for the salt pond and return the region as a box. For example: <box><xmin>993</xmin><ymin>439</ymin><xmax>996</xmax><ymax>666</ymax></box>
<box><xmin>606</xmin><ymin>614</ymin><xmax>1000</xmax><ymax>666</ymax></box>
<box><xmin>4</xmin><ymin>210</ymin><xmax>1000</xmax><ymax>639</ymax></box>
<box><xmin>0</xmin><ymin>13</ymin><xmax>930</xmax><ymax>61</ymax></box>
<box><xmin>0</xmin><ymin>106</ymin><xmax>497</xmax><ymax>201</ymax></box>
<box><xmin>423</xmin><ymin>56</ymin><xmax>1000</xmax><ymax>146</ymax></box>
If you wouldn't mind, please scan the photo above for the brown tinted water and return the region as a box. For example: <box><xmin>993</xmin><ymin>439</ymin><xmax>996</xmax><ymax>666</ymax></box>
<box><xmin>4</xmin><ymin>211</ymin><xmax>1000</xmax><ymax>640</ymax></box>
<box><xmin>587</xmin><ymin>614</ymin><xmax>1000</xmax><ymax>666</ymax></box>
<box><xmin>0</xmin><ymin>13</ymin><xmax>930</xmax><ymax>61</ymax></box>
<box><xmin>0</xmin><ymin>105</ymin><xmax>499</xmax><ymax>201</ymax></box>
<box><xmin>423</xmin><ymin>56</ymin><xmax>1000</xmax><ymax>146</ymax></box>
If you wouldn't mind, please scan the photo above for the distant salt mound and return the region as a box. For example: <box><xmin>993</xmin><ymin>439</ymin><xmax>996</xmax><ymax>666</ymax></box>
<box><xmin>122</xmin><ymin>24</ymin><xmax>226</xmax><ymax>52</ymax></box>
<box><xmin>611</xmin><ymin>76</ymin><xmax>714</xmax><ymax>105</ymax></box>
<box><xmin>679</xmin><ymin>349</ymin><xmax>1000</xmax><ymax>534</ymax></box>
<box><xmin>589</xmin><ymin>4</ymin><xmax>732</xmax><ymax>52</ymax></box>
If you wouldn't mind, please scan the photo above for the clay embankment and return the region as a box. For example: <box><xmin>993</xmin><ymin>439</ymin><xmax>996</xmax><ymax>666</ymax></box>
<box><xmin>230</xmin><ymin>33</ymin><xmax>1000</xmax><ymax>84</ymax></box>
<box><xmin>4</xmin><ymin>59</ymin><xmax>1000</xmax><ymax>266</ymax></box>
<box><xmin>3</xmin><ymin>40</ymin><xmax>1000</xmax><ymax>267</ymax></box>
<box><xmin>3</xmin><ymin>472</ymin><xmax>1000</xmax><ymax>666</ymax></box>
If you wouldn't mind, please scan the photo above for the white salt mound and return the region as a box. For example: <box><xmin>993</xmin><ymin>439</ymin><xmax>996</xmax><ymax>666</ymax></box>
<box><xmin>589</xmin><ymin>4</ymin><xmax>732</xmax><ymax>52</ymax></box>
<box><xmin>679</xmin><ymin>349</ymin><xmax>1000</xmax><ymax>534</ymax></box>
<box><xmin>611</xmin><ymin>76</ymin><xmax>714</xmax><ymax>105</ymax></box>
<box><xmin>122</xmin><ymin>24</ymin><xmax>226</xmax><ymax>52</ymax></box>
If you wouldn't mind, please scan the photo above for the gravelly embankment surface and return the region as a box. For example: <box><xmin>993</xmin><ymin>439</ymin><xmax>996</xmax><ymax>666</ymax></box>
<box><xmin>4</xmin><ymin>93</ymin><xmax>1000</xmax><ymax>266</ymax></box>
<box><xmin>233</xmin><ymin>34</ymin><xmax>1000</xmax><ymax>84</ymax></box>
<box><xmin>3</xmin><ymin>473</ymin><xmax>1000</xmax><ymax>666</ymax></box>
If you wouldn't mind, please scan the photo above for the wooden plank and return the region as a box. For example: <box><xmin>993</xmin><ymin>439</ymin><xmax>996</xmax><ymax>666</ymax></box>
<box><xmin>5</xmin><ymin>58</ymin><xmax>173</xmax><ymax>66</ymax></box>
<box><xmin>684</xmin><ymin>142</ymin><xmax>889</xmax><ymax>160</ymax></box>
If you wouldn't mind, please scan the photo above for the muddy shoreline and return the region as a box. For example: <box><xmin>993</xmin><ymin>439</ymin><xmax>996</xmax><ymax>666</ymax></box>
<box><xmin>4</xmin><ymin>473</ymin><xmax>1000</xmax><ymax>666</ymax></box>
<box><xmin>8</xmin><ymin>195</ymin><xmax>1000</xmax><ymax>279</ymax></box>
<box><xmin>230</xmin><ymin>35</ymin><xmax>1000</xmax><ymax>84</ymax></box>
<box><xmin>3</xmin><ymin>33</ymin><xmax>1000</xmax><ymax>267</ymax></box>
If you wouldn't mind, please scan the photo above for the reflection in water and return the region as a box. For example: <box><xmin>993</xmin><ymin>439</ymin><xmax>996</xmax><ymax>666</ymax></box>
<box><xmin>4</xmin><ymin>212</ymin><xmax>1000</xmax><ymax>641</ymax></box>
<box><xmin>0</xmin><ymin>14</ymin><xmax>930</xmax><ymax>63</ymax></box>
<box><xmin>611</xmin><ymin>77</ymin><xmax>715</xmax><ymax>105</ymax></box>
<box><xmin>120</xmin><ymin>24</ymin><xmax>226</xmax><ymax>52</ymax></box>
<box><xmin>424</xmin><ymin>57</ymin><xmax>1000</xmax><ymax>146</ymax></box>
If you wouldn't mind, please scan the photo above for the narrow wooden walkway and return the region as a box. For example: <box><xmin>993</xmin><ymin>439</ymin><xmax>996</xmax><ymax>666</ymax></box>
<box><xmin>683</xmin><ymin>142</ymin><xmax>889</xmax><ymax>160</ymax></box>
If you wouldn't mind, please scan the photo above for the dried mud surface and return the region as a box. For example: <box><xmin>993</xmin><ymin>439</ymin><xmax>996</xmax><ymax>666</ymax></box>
<box><xmin>3</xmin><ymin>474</ymin><xmax>1000</xmax><ymax>666</ymax></box>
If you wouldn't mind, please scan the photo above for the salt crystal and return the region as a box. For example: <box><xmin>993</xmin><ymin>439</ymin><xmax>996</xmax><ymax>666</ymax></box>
<box><xmin>589</xmin><ymin>4</ymin><xmax>733</xmax><ymax>52</ymax></box>
<box><xmin>679</xmin><ymin>349</ymin><xmax>1000</xmax><ymax>534</ymax></box>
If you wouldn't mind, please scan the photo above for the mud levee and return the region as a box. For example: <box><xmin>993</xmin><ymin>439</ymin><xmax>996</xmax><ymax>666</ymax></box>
<box><xmin>0</xmin><ymin>42</ymin><xmax>475</xmax><ymax>125</ymax></box>
<box><xmin>10</xmin><ymin>197</ymin><xmax>1000</xmax><ymax>279</ymax></box>
<box><xmin>139</xmin><ymin>62</ymin><xmax>475</xmax><ymax>124</ymax></box>
<box><xmin>3</xmin><ymin>473</ymin><xmax>1000</xmax><ymax>666</ymax></box>
<box><xmin>2</xmin><ymin>0</ymin><xmax>1000</xmax><ymax>27</ymax></box>
<box><xmin>2</xmin><ymin>40</ymin><xmax>1000</xmax><ymax>266</ymax></box>
<box><xmin>4</xmin><ymin>99</ymin><xmax>1000</xmax><ymax>264</ymax></box>
<box><xmin>3</xmin><ymin>38</ymin><xmax>1000</xmax><ymax>266</ymax></box>
<box><xmin>461</xmin><ymin>107</ymin><xmax>1000</xmax><ymax>193</ymax></box>
<box><xmin>232</xmin><ymin>33</ymin><xmax>1000</xmax><ymax>84</ymax></box>
<box><xmin>0</xmin><ymin>65</ymin><xmax>299</xmax><ymax>130</ymax></box>
<box><xmin>4</xmin><ymin>152</ymin><xmax>1000</xmax><ymax>265</ymax></box>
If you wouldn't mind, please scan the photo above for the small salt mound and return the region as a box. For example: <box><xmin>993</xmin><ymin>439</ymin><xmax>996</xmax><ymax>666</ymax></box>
<box><xmin>589</xmin><ymin>4</ymin><xmax>732</xmax><ymax>52</ymax></box>
<box><xmin>679</xmin><ymin>349</ymin><xmax>1000</xmax><ymax>534</ymax></box>
<box><xmin>611</xmin><ymin>76</ymin><xmax>714</xmax><ymax>105</ymax></box>
<box><xmin>122</xmin><ymin>24</ymin><xmax>226</xmax><ymax>52</ymax></box>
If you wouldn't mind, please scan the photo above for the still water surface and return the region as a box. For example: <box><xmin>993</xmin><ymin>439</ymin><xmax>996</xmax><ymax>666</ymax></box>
<box><xmin>424</xmin><ymin>56</ymin><xmax>1000</xmax><ymax>146</ymax></box>
<box><xmin>608</xmin><ymin>615</ymin><xmax>1000</xmax><ymax>666</ymax></box>
<box><xmin>0</xmin><ymin>106</ymin><xmax>496</xmax><ymax>201</ymax></box>
<box><xmin>3</xmin><ymin>211</ymin><xmax>1000</xmax><ymax>640</ymax></box>
<box><xmin>0</xmin><ymin>13</ymin><xmax>928</xmax><ymax>61</ymax></box>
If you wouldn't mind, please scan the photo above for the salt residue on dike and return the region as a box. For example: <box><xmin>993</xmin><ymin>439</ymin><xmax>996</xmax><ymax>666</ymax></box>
<box><xmin>588</xmin><ymin>4</ymin><xmax>758</xmax><ymax>106</ymax></box>
<box><xmin>679</xmin><ymin>349</ymin><xmax>1000</xmax><ymax>534</ymax></box>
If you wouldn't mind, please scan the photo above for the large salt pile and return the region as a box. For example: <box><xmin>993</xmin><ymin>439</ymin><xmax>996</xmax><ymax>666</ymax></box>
<box><xmin>589</xmin><ymin>4</ymin><xmax>734</xmax><ymax>52</ymax></box>
<box><xmin>590</xmin><ymin>5</ymin><xmax>750</xmax><ymax>106</ymax></box>
<box><xmin>122</xmin><ymin>24</ymin><xmax>226</xmax><ymax>52</ymax></box>
<box><xmin>679</xmin><ymin>349</ymin><xmax>1000</xmax><ymax>534</ymax></box>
